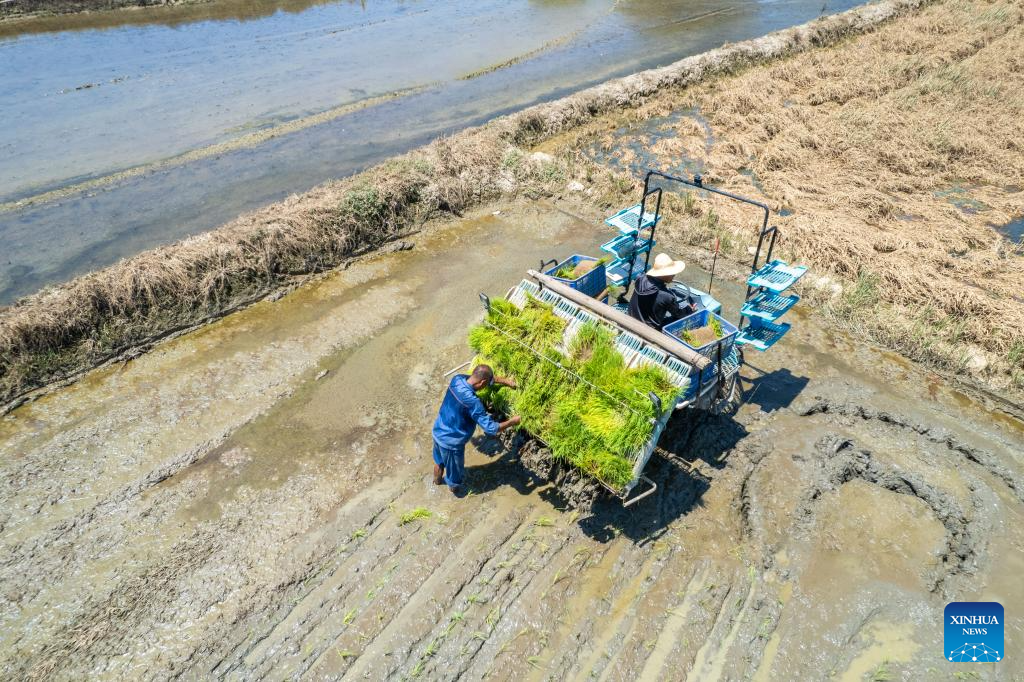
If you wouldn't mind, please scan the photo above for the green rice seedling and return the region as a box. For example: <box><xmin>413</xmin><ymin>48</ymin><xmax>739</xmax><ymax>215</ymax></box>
<box><xmin>534</xmin><ymin>517</ymin><xmax>554</xmax><ymax>527</ymax></box>
<box><xmin>343</xmin><ymin>608</ymin><xmax>357</xmax><ymax>625</ymax></box>
<box><xmin>709</xmin><ymin>314</ymin><xmax>724</xmax><ymax>339</ymax></box>
<box><xmin>465</xmin><ymin>296</ymin><xmax>680</xmax><ymax>492</ymax></box>
<box><xmin>399</xmin><ymin>507</ymin><xmax>433</xmax><ymax>525</ymax></box>
<box><xmin>555</xmin><ymin>264</ymin><xmax>576</xmax><ymax>279</ymax></box>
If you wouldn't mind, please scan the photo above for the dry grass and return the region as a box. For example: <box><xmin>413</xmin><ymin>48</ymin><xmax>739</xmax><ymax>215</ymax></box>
<box><xmin>613</xmin><ymin>0</ymin><xmax>1024</xmax><ymax>392</ymax></box>
<box><xmin>0</xmin><ymin>0</ymin><xmax>203</xmax><ymax>20</ymax></box>
<box><xmin>0</xmin><ymin>0</ymin><xmax>930</xmax><ymax>411</ymax></box>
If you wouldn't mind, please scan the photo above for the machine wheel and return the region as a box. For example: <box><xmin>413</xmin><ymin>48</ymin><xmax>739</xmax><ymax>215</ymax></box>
<box><xmin>711</xmin><ymin>371</ymin><xmax>741</xmax><ymax>416</ymax></box>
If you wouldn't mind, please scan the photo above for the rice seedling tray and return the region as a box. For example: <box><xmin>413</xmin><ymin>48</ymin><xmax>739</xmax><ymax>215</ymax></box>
<box><xmin>600</xmin><ymin>234</ymin><xmax>653</xmax><ymax>259</ymax></box>
<box><xmin>605</xmin><ymin>204</ymin><xmax>661</xmax><ymax>235</ymax></box>
<box><xmin>746</xmin><ymin>259</ymin><xmax>808</xmax><ymax>293</ymax></box>
<box><xmin>740</xmin><ymin>291</ymin><xmax>800</xmax><ymax>322</ymax></box>
<box><xmin>736</xmin><ymin>319</ymin><xmax>791</xmax><ymax>351</ymax></box>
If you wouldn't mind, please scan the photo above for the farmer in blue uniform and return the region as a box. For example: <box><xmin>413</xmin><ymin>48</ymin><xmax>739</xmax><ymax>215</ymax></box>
<box><xmin>432</xmin><ymin>364</ymin><xmax>520</xmax><ymax>494</ymax></box>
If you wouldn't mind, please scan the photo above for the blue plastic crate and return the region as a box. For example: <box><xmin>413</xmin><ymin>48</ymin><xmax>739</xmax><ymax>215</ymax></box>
<box><xmin>663</xmin><ymin>309</ymin><xmax>739</xmax><ymax>381</ymax></box>
<box><xmin>545</xmin><ymin>255</ymin><xmax>607</xmax><ymax>299</ymax></box>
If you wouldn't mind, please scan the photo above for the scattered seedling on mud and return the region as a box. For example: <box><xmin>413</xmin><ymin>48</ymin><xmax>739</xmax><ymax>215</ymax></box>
<box><xmin>486</xmin><ymin>606</ymin><xmax>500</xmax><ymax>629</ymax></box>
<box><xmin>466</xmin><ymin>594</ymin><xmax>487</xmax><ymax>605</ymax></box>
<box><xmin>527</xmin><ymin>656</ymin><xmax>544</xmax><ymax>670</ymax></box>
<box><xmin>870</xmin><ymin>660</ymin><xmax>893</xmax><ymax>681</ymax></box>
<box><xmin>343</xmin><ymin>608</ymin><xmax>357</xmax><ymax>625</ymax></box>
<box><xmin>534</xmin><ymin>516</ymin><xmax>554</xmax><ymax>527</ymax></box>
<box><xmin>473</xmin><ymin>631</ymin><xmax>489</xmax><ymax>642</ymax></box>
<box><xmin>410</xmin><ymin>660</ymin><xmax>425</xmax><ymax>677</ymax></box>
<box><xmin>351</xmin><ymin>528</ymin><xmax>367</xmax><ymax>540</ymax></box>
<box><xmin>424</xmin><ymin>638</ymin><xmax>440</xmax><ymax>657</ymax></box>
<box><xmin>337</xmin><ymin>649</ymin><xmax>357</xmax><ymax>660</ymax></box>
<box><xmin>399</xmin><ymin>507</ymin><xmax>433</xmax><ymax>525</ymax></box>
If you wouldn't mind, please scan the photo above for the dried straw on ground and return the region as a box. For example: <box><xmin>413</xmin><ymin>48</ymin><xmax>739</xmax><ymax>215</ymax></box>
<box><xmin>0</xmin><ymin>0</ymin><xmax>933</xmax><ymax>410</ymax></box>
<box><xmin>624</xmin><ymin>0</ymin><xmax>1023</xmax><ymax>389</ymax></box>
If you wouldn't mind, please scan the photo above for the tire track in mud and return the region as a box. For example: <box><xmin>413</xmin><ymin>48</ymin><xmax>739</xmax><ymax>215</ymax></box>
<box><xmin>794</xmin><ymin>433</ymin><xmax>991</xmax><ymax>597</ymax></box>
<box><xmin>799</xmin><ymin>398</ymin><xmax>1024</xmax><ymax>502</ymax></box>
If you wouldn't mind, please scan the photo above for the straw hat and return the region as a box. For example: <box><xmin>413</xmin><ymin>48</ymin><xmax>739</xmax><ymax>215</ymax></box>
<box><xmin>647</xmin><ymin>253</ymin><xmax>686</xmax><ymax>277</ymax></box>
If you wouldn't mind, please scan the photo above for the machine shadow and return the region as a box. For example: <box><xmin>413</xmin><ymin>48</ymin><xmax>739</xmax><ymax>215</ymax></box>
<box><xmin>466</xmin><ymin>408</ymin><xmax>749</xmax><ymax>545</ymax></box>
<box><xmin>741</xmin><ymin>364</ymin><xmax>810</xmax><ymax>413</ymax></box>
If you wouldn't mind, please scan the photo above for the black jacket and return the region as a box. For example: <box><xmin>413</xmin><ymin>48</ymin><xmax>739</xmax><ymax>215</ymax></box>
<box><xmin>628</xmin><ymin>275</ymin><xmax>693</xmax><ymax>331</ymax></box>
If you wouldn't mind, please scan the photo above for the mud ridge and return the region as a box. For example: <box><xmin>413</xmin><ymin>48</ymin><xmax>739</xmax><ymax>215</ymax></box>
<box><xmin>799</xmin><ymin>398</ymin><xmax>1024</xmax><ymax>502</ymax></box>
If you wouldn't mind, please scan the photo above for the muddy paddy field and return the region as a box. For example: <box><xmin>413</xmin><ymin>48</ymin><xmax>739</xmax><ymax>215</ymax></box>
<box><xmin>1</xmin><ymin>202</ymin><xmax>1021</xmax><ymax>680</ymax></box>
<box><xmin>2</xmin><ymin>0</ymin><xmax>1024</xmax><ymax>679</ymax></box>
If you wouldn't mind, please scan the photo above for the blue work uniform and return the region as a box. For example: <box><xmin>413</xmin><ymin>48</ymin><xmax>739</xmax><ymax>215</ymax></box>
<box><xmin>431</xmin><ymin>374</ymin><xmax>500</xmax><ymax>488</ymax></box>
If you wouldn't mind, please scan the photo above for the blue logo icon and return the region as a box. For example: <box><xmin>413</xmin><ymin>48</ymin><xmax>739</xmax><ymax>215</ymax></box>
<box><xmin>945</xmin><ymin>602</ymin><xmax>1003</xmax><ymax>663</ymax></box>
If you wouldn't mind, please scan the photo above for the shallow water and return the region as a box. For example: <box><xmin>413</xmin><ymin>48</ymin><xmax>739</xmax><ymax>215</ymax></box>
<box><xmin>0</xmin><ymin>0</ymin><xmax>861</xmax><ymax>303</ymax></box>
<box><xmin>995</xmin><ymin>215</ymin><xmax>1024</xmax><ymax>243</ymax></box>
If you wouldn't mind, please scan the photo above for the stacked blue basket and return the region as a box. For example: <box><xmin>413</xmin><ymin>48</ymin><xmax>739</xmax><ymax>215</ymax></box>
<box><xmin>663</xmin><ymin>310</ymin><xmax>739</xmax><ymax>382</ymax></box>
<box><xmin>545</xmin><ymin>255</ymin><xmax>607</xmax><ymax>299</ymax></box>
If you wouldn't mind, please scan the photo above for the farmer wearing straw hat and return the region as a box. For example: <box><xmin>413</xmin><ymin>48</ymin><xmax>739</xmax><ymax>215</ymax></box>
<box><xmin>432</xmin><ymin>364</ymin><xmax>520</xmax><ymax>496</ymax></box>
<box><xmin>628</xmin><ymin>253</ymin><xmax>696</xmax><ymax>331</ymax></box>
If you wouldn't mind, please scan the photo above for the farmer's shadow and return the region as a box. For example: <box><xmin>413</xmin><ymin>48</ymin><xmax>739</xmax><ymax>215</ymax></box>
<box><xmin>465</xmin><ymin>432</ymin><xmax>549</xmax><ymax>497</ymax></box>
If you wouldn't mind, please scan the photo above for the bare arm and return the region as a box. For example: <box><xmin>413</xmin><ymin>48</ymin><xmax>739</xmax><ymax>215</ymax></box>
<box><xmin>498</xmin><ymin>415</ymin><xmax>521</xmax><ymax>432</ymax></box>
<box><xmin>494</xmin><ymin>376</ymin><xmax>518</xmax><ymax>389</ymax></box>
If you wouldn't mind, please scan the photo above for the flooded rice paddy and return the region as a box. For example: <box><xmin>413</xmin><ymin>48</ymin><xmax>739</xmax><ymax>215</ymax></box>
<box><xmin>1</xmin><ymin>201</ymin><xmax>1021</xmax><ymax>679</ymax></box>
<box><xmin>0</xmin><ymin>0</ymin><xmax>863</xmax><ymax>303</ymax></box>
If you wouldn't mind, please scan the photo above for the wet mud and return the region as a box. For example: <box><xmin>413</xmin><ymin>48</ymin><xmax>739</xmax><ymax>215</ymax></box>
<box><xmin>1</xmin><ymin>202</ymin><xmax>1022</xmax><ymax>680</ymax></box>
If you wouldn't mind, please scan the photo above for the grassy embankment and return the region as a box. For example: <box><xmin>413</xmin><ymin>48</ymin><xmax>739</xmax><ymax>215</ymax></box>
<box><xmin>0</xmin><ymin>0</ymin><xmax>207</xmax><ymax>20</ymax></box>
<box><xmin>0</xmin><ymin>0</ymin><xmax>927</xmax><ymax>413</ymax></box>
